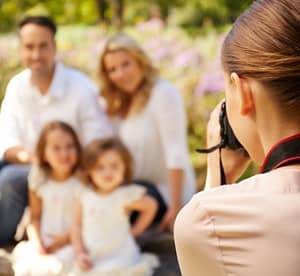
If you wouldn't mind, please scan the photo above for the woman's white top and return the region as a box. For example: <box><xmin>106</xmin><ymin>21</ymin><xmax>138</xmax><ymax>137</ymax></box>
<box><xmin>114</xmin><ymin>79</ymin><xmax>196</xmax><ymax>205</ymax></box>
<box><xmin>73</xmin><ymin>184</ymin><xmax>158</xmax><ymax>275</ymax></box>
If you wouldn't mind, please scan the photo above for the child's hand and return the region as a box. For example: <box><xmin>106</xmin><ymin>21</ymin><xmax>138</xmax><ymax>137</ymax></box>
<box><xmin>32</xmin><ymin>237</ymin><xmax>48</xmax><ymax>255</ymax></box>
<box><xmin>46</xmin><ymin>233</ymin><xmax>70</xmax><ymax>253</ymax></box>
<box><xmin>76</xmin><ymin>252</ymin><xmax>92</xmax><ymax>270</ymax></box>
<box><xmin>37</xmin><ymin>242</ymin><xmax>48</xmax><ymax>255</ymax></box>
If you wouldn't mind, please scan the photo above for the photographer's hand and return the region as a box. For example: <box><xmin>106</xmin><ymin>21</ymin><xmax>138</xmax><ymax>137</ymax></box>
<box><xmin>204</xmin><ymin>102</ymin><xmax>250</xmax><ymax>189</ymax></box>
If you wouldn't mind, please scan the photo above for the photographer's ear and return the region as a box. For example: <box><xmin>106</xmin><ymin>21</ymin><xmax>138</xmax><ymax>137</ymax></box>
<box><xmin>230</xmin><ymin>72</ymin><xmax>254</xmax><ymax>116</ymax></box>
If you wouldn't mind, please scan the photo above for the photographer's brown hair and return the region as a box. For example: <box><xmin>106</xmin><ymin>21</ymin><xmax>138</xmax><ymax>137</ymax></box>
<box><xmin>222</xmin><ymin>0</ymin><xmax>300</xmax><ymax>114</ymax></box>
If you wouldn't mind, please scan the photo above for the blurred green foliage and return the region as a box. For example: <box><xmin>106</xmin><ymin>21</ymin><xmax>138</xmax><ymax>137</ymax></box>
<box><xmin>0</xmin><ymin>0</ymin><xmax>252</xmax><ymax>32</ymax></box>
<box><xmin>169</xmin><ymin>0</ymin><xmax>252</xmax><ymax>33</ymax></box>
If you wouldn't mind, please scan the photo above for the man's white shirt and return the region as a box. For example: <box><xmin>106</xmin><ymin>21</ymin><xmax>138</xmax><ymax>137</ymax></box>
<box><xmin>0</xmin><ymin>62</ymin><xmax>112</xmax><ymax>157</ymax></box>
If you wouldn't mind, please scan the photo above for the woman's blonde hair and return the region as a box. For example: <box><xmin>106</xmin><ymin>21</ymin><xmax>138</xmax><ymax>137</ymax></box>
<box><xmin>98</xmin><ymin>33</ymin><xmax>158</xmax><ymax>117</ymax></box>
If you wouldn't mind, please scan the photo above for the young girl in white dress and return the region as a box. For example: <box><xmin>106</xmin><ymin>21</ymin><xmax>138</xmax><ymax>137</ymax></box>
<box><xmin>12</xmin><ymin>121</ymin><xmax>82</xmax><ymax>275</ymax></box>
<box><xmin>71</xmin><ymin>138</ymin><xmax>159</xmax><ymax>275</ymax></box>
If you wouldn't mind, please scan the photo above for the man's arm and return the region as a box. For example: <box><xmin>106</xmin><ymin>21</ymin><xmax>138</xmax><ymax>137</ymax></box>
<box><xmin>3</xmin><ymin>146</ymin><xmax>31</xmax><ymax>164</ymax></box>
<box><xmin>0</xmin><ymin>79</ymin><xmax>28</xmax><ymax>163</ymax></box>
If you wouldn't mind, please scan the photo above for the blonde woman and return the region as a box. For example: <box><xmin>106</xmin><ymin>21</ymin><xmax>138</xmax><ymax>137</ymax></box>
<box><xmin>98</xmin><ymin>33</ymin><xmax>196</xmax><ymax>232</ymax></box>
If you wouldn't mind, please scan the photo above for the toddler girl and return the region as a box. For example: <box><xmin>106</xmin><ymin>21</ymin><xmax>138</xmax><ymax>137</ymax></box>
<box><xmin>12</xmin><ymin>121</ymin><xmax>82</xmax><ymax>275</ymax></box>
<box><xmin>72</xmin><ymin>138</ymin><xmax>159</xmax><ymax>275</ymax></box>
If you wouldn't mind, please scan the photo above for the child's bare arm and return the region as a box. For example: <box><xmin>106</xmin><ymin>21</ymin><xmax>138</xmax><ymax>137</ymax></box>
<box><xmin>46</xmin><ymin>231</ymin><xmax>70</xmax><ymax>253</ymax></box>
<box><xmin>127</xmin><ymin>195</ymin><xmax>158</xmax><ymax>237</ymax></box>
<box><xmin>27</xmin><ymin>190</ymin><xmax>47</xmax><ymax>254</ymax></box>
<box><xmin>71</xmin><ymin>200</ymin><xmax>85</xmax><ymax>254</ymax></box>
<box><xmin>71</xmin><ymin>199</ymin><xmax>92</xmax><ymax>270</ymax></box>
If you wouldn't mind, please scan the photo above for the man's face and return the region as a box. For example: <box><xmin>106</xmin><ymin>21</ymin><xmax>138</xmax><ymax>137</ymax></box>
<box><xmin>19</xmin><ymin>23</ymin><xmax>56</xmax><ymax>77</ymax></box>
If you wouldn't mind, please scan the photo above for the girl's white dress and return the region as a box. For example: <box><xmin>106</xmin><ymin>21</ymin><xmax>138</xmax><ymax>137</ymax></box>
<box><xmin>12</xmin><ymin>173</ymin><xmax>80</xmax><ymax>276</ymax></box>
<box><xmin>70</xmin><ymin>184</ymin><xmax>159</xmax><ymax>276</ymax></box>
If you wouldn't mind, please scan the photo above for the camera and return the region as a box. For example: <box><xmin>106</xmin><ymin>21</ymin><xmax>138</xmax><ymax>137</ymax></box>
<box><xmin>197</xmin><ymin>101</ymin><xmax>248</xmax><ymax>155</ymax></box>
<box><xmin>219</xmin><ymin>101</ymin><xmax>244</xmax><ymax>150</ymax></box>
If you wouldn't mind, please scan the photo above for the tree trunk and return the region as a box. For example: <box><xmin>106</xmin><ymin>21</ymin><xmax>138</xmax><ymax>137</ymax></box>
<box><xmin>95</xmin><ymin>0</ymin><xmax>108</xmax><ymax>23</ymax></box>
<box><xmin>111</xmin><ymin>0</ymin><xmax>124</xmax><ymax>29</ymax></box>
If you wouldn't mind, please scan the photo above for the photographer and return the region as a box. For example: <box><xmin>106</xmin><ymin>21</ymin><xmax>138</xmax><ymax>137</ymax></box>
<box><xmin>174</xmin><ymin>0</ymin><xmax>300</xmax><ymax>275</ymax></box>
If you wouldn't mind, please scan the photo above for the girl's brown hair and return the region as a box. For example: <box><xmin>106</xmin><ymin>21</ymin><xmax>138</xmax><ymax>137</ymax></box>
<box><xmin>222</xmin><ymin>0</ymin><xmax>300</xmax><ymax>114</ymax></box>
<box><xmin>98</xmin><ymin>33</ymin><xmax>158</xmax><ymax>118</ymax></box>
<box><xmin>36</xmin><ymin>121</ymin><xmax>82</xmax><ymax>173</ymax></box>
<box><xmin>81</xmin><ymin>138</ymin><xmax>133</xmax><ymax>187</ymax></box>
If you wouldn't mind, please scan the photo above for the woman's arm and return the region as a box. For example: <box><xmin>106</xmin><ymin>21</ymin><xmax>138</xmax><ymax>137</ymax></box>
<box><xmin>204</xmin><ymin>102</ymin><xmax>250</xmax><ymax>189</ymax></box>
<box><xmin>71</xmin><ymin>199</ymin><xmax>92</xmax><ymax>270</ymax></box>
<box><xmin>157</xmin><ymin>168</ymin><xmax>184</xmax><ymax>232</ymax></box>
<box><xmin>27</xmin><ymin>190</ymin><xmax>47</xmax><ymax>254</ymax></box>
<box><xmin>152</xmin><ymin>81</ymin><xmax>190</xmax><ymax>232</ymax></box>
<box><xmin>127</xmin><ymin>195</ymin><xmax>158</xmax><ymax>237</ymax></box>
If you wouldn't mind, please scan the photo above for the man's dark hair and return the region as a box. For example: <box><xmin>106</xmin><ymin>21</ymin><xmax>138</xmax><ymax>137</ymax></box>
<box><xmin>18</xmin><ymin>16</ymin><xmax>57</xmax><ymax>35</ymax></box>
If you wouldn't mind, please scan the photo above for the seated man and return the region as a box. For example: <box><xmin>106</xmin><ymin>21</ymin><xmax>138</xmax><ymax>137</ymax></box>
<box><xmin>0</xmin><ymin>16</ymin><xmax>112</xmax><ymax>245</ymax></box>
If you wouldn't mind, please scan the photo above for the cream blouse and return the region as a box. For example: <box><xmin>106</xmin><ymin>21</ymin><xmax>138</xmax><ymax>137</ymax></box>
<box><xmin>175</xmin><ymin>169</ymin><xmax>300</xmax><ymax>276</ymax></box>
<box><xmin>113</xmin><ymin>79</ymin><xmax>196</xmax><ymax>205</ymax></box>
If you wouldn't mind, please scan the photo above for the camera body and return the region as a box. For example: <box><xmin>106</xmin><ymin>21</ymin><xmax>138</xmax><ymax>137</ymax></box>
<box><xmin>196</xmin><ymin>101</ymin><xmax>248</xmax><ymax>155</ymax></box>
<box><xmin>219</xmin><ymin>101</ymin><xmax>245</xmax><ymax>150</ymax></box>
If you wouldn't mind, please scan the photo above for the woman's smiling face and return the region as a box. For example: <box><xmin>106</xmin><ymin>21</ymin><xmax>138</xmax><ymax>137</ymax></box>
<box><xmin>104</xmin><ymin>50</ymin><xmax>144</xmax><ymax>94</ymax></box>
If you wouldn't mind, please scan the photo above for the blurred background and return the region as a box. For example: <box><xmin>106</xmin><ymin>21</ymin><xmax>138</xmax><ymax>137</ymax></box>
<box><xmin>0</xmin><ymin>0</ymin><xmax>256</xmax><ymax>190</ymax></box>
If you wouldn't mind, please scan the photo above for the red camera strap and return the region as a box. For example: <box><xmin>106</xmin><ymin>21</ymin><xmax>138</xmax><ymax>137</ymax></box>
<box><xmin>260</xmin><ymin>133</ymin><xmax>300</xmax><ymax>173</ymax></box>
